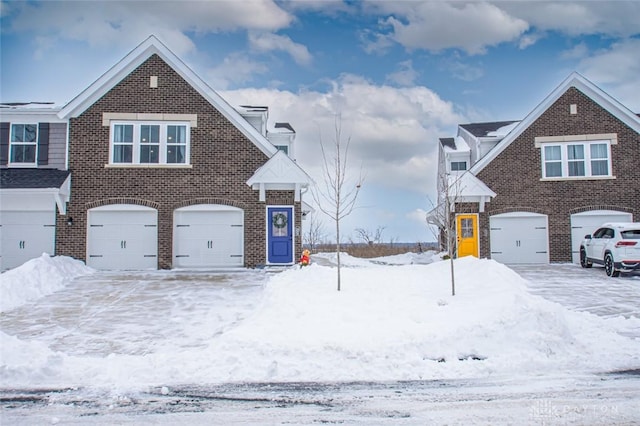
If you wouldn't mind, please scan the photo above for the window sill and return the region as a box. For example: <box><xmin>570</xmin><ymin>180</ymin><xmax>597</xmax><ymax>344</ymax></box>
<box><xmin>540</xmin><ymin>175</ymin><xmax>615</xmax><ymax>182</ymax></box>
<box><xmin>7</xmin><ymin>164</ymin><xmax>38</xmax><ymax>168</ymax></box>
<box><xmin>105</xmin><ymin>164</ymin><xmax>193</xmax><ymax>169</ymax></box>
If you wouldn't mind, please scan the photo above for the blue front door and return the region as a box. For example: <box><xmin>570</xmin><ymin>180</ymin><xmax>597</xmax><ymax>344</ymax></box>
<box><xmin>267</xmin><ymin>207</ymin><xmax>293</xmax><ymax>264</ymax></box>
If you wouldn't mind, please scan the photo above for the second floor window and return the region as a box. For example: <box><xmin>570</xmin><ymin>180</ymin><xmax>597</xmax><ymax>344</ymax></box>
<box><xmin>541</xmin><ymin>141</ymin><xmax>611</xmax><ymax>179</ymax></box>
<box><xmin>10</xmin><ymin>124</ymin><xmax>37</xmax><ymax>164</ymax></box>
<box><xmin>111</xmin><ymin>122</ymin><xmax>189</xmax><ymax>165</ymax></box>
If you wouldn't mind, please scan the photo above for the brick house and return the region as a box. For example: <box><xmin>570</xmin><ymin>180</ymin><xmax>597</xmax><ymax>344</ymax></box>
<box><xmin>1</xmin><ymin>36</ymin><xmax>311</xmax><ymax>270</ymax></box>
<box><xmin>429</xmin><ymin>72</ymin><xmax>640</xmax><ymax>264</ymax></box>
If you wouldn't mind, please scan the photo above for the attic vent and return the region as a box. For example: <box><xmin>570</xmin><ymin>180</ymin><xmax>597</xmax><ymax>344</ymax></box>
<box><xmin>150</xmin><ymin>76</ymin><xmax>158</xmax><ymax>88</ymax></box>
<box><xmin>570</xmin><ymin>104</ymin><xmax>577</xmax><ymax>115</ymax></box>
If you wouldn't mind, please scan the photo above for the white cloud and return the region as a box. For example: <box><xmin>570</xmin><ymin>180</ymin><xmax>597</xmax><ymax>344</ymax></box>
<box><xmin>221</xmin><ymin>76</ymin><xmax>463</xmax><ymax>208</ymax></box>
<box><xmin>386</xmin><ymin>60</ymin><xmax>419</xmax><ymax>86</ymax></box>
<box><xmin>367</xmin><ymin>1</ymin><xmax>528</xmax><ymax>54</ymax></box>
<box><xmin>206</xmin><ymin>53</ymin><xmax>269</xmax><ymax>90</ymax></box>
<box><xmin>4</xmin><ymin>0</ymin><xmax>293</xmax><ymax>56</ymax></box>
<box><xmin>248</xmin><ymin>32</ymin><xmax>312</xmax><ymax>66</ymax></box>
<box><xmin>576</xmin><ymin>38</ymin><xmax>640</xmax><ymax>112</ymax></box>
<box><xmin>363</xmin><ymin>1</ymin><xmax>639</xmax><ymax>55</ymax></box>
<box><xmin>499</xmin><ymin>1</ymin><xmax>640</xmax><ymax>38</ymax></box>
<box><xmin>561</xmin><ymin>42</ymin><xmax>589</xmax><ymax>60</ymax></box>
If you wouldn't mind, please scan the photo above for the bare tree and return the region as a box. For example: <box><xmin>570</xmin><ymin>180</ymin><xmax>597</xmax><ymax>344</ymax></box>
<box><xmin>312</xmin><ymin>116</ymin><xmax>364</xmax><ymax>291</ymax></box>
<box><xmin>303</xmin><ymin>214</ymin><xmax>325</xmax><ymax>253</ymax></box>
<box><xmin>354</xmin><ymin>226</ymin><xmax>385</xmax><ymax>246</ymax></box>
<box><xmin>427</xmin><ymin>171</ymin><xmax>465</xmax><ymax>296</ymax></box>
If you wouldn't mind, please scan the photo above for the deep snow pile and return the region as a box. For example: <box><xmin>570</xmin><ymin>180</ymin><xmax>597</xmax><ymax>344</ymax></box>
<box><xmin>207</xmin><ymin>257</ymin><xmax>640</xmax><ymax>383</ymax></box>
<box><xmin>1</xmin><ymin>254</ymin><xmax>639</xmax><ymax>388</ymax></box>
<box><xmin>0</xmin><ymin>254</ymin><xmax>93</xmax><ymax>312</ymax></box>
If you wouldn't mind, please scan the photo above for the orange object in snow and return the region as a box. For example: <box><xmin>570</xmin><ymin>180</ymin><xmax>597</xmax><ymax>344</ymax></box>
<box><xmin>299</xmin><ymin>249</ymin><xmax>310</xmax><ymax>266</ymax></box>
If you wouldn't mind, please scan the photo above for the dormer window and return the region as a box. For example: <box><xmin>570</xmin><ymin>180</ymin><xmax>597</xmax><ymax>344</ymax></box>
<box><xmin>451</xmin><ymin>161</ymin><xmax>467</xmax><ymax>171</ymax></box>
<box><xmin>10</xmin><ymin>124</ymin><xmax>37</xmax><ymax>165</ymax></box>
<box><xmin>275</xmin><ymin>145</ymin><xmax>289</xmax><ymax>155</ymax></box>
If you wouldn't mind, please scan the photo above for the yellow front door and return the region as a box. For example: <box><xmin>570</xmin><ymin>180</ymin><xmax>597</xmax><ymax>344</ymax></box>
<box><xmin>456</xmin><ymin>214</ymin><xmax>479</xmax><ymax>258</ymax></box>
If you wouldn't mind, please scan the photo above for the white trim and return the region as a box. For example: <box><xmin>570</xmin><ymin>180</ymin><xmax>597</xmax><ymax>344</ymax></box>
<box><xmin>534</xmin><ymin>133</ymin><xmax>618</xmax><ymax>146</ymax></box>
<box><xmin>58</xmin><ymin>35</ymin><xmax>277</xmax><ymax>158</ymax></box>
<box><xmin>102</xmin><ymin>112</ymin><xmax>197</xmax><ymax>127</ymax></box>
<box><xmin>471</xmin><ymin>72</ymin><xmax>640</xmax><ymax>174</ymax></box>
<box><xmin>247</xmin><ymin>150</ymin><xmax>312</xmax><ymax>197</ymax></box>
<box><xmin>108</xmin><ymin>121</ymin><xmax>191</xmax><ymax>165</ymax></box>
<box><xmin>539</xmin><ymin>139</ymin><xmax>612</xmax><ymax>179</ymax></box>
<box><xmin>7</xmin><ymin>123</ymin><xmax>38</xmax><ymax>167</ymax></box>
<box><xmin>88</xmin><ymin>204</ymin><xmax>157</xmax><ymax>212</ymax></box>
<box><xmin>0</xmin><ymin>109</ymin><xmax>66</xmax><ymax>123</ymax></box>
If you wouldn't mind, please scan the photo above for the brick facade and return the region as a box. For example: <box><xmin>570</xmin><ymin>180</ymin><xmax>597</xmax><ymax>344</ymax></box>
<box><xmin>55</xmin><ymin>55</ymin><xmax>301</xmax><ymax>268</ymax></box>
<box><xmin>472</xmin><ymin>87</ymin><xmax>640</xmax><ymax>262</ymax></box>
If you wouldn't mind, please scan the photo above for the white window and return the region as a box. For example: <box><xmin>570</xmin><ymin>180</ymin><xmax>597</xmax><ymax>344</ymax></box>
<box><xmin>10</xmin><ymin>123</ymin><xmax>37</xmax><ymax>165</ymax></box>
<box><xmin>110</xmin><ymin>122</ymin><xmax>189</xmax><ymax>165</ymax></box>
<box><xmin>541</xmin><ymin>141</ymin><xmax>611</xmax><ymax>179</ymax></box>
<box><xmin>450</xmin><ymin>161</ymin><xmax>467</xmax><ymax>171</ymax></box>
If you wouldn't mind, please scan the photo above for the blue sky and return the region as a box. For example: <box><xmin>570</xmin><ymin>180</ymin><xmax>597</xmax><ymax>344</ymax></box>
<box><xmin>2</xmin><ymin>1</ymin><xmax>639</xmax><ymax>244</ymax></box>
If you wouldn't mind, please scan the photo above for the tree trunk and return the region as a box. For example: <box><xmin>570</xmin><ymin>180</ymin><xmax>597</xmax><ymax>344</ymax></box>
<box><xmin>336</xmin><ymin>217</ymin><xmax>341</xmax><ymax>292</ymax></box>
<box><xmin>450</xmin><ymin>255</ymin><xmax>455</xmax><ymax>296</ymax></box>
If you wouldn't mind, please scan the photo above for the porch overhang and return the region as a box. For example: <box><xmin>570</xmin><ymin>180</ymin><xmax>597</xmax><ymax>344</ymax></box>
<box><xmin>246</xmin><ymin>151</ymin><xmax>312</xmax><ymax>202</ymax></box>
<box><xmin>0</xmin><ymin>169</ymin><xmax>71</xmax><ymax>214</ymax></box>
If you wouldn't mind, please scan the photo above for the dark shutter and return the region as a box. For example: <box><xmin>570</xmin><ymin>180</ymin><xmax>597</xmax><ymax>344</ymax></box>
<box><xmin>37</xmin><ymin>122</ymin><xmax>50</xmax><ymax>165</ymax></box>
<box><xmin>0</xmin><ymin>122</ymin><xmax>9</xmax><ymax>165</ymax></box>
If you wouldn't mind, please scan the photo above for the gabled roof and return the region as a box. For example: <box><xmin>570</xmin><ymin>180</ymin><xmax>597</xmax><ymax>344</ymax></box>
<box><xmin>447</xmin><ymin>171</ymin><xmax>496</xmax><ymax>200</ymax></box>
<box><xmin>58</xmin><ymin>35</ymin><xmax>278</xmax><ymax>158</ymax></box>
<box><xmin>439</xmin><ymin>137</ymin><xmax>456</xmax><ymax>149</ymax></box>
<box><xmin>471</xmin><ymin>72</ymin><xmax>640</xmax><ymax>174</ymax></box>
<box><xmin>459</xmin><ymin>121</ymin><xmax>519</xmax><ymax>138</ymax></box>
<box><xmin>274</xmin><ymin>122</ymin><xmax>295</xmax><ymax>133</ymax></box>
<box><xmin>247</xmin><ymin>150</ymin><xmax>311</xmax><ymax>187</ymax></box>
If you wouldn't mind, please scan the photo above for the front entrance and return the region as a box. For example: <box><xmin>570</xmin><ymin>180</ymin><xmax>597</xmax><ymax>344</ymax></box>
<box><xmin>456</xmin><ymin>214</ymin><xmax>479</xmax><ymax>258</ymax></box>
<box><xmin>267</xmin><ymin>206</ymin><xmax>293</xmax><ymax>264</ymax></box>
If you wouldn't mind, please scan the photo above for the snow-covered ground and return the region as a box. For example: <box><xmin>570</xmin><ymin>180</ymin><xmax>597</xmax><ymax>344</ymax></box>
<box><xmin>1</xmin><ymin>253</ymin><xmax>639</xmax><ymax>424</ymax></box>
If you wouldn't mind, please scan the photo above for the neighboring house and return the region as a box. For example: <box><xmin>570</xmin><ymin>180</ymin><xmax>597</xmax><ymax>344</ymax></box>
<box><xmin>429</xmin><ymin>72</ymin><xmax>640</xmax><ymax>264</ymax></box>
<box><xmin>1</xmin><ymin>36</ymin><xmax>311</xmax><ymax>271</ymax></box>
<box><xmin>0</xmin><ymin>105</ymin><xmax>71</xmax><ymax>271</ymax></box>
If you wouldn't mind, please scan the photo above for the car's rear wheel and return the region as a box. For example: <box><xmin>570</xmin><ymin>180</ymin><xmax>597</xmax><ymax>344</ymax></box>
<box><xmin>579</xmin><ymin>248</ymin><xmax>592</xmax><ymax>268</ymax></box>
<box><xmin>604</xmin><ymin>253</ymin><xmax>620</xmax><ymax>277</ymax></box>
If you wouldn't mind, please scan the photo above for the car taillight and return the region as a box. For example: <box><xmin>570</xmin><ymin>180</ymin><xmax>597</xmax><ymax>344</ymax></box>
<box><xmin>615</xmin><ymin>241</ymin><xmax>638</xmax><ymax>247</ymax></box>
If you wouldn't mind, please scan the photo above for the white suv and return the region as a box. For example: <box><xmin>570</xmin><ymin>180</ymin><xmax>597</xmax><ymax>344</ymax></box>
<box><xmin>580</xmin><ymin>222</ymin><xmax>640</xmax><ymax>277</ymax></box>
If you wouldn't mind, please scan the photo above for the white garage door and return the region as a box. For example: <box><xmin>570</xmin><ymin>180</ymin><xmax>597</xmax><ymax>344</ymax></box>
<box><xmin>490</xmin><ymin>212</ymin><xmax>549</xmax><ymax>264</ymax></box>
<box><xmin>0</xmin><ymin>210</ymin><xmax>56</xmax><ymax>271</ymax></box>
<box><xmin>173</xmin><ymin>205</ymin><xmax>244</xmax><ymax>268</ymax></box>
<box><xmin>87</xmin><ymin>205</ymin><xmax>157</xmax><ymax>270</ymax></box>
<box><xmin>570</xmin><ymin>210</ymin><xmax>633</xmax><ymax>263</ymax></box>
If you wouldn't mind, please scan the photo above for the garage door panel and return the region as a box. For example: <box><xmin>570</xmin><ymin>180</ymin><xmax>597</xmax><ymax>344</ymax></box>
<box><xmin>87</xmin><ymin>206</ymin><xmax>157</xmax><ymax>270</ymax></box>
<box><xmin>173</xmin><ymin>206</ymin><xmax>244</xmax><ymax>268</ymax></box>
<box><xmin>1</xmin><ymin>211</ymin><xmax>56</xmax><ymax>271</ymax></box>
<box><xmin>490</xmin><ymin>214</ymin><xmax>549</xmax><ymax>264</ymax></box>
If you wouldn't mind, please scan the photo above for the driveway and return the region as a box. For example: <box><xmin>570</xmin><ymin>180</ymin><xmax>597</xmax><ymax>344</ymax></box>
<box><xmin>512</xmin><ymin>263</ymin><xmax>640</xmax><ymax>326</ymax></box>
<box><xmin>2</xmin><ymin>262</ymin><xmax>638</xmax><ymax>357</ymax></box>
<box><xmin>0</xmin><ymin>270</ymin><xmax>269</xmax><ymax>357</ymax></box>
<box><xmin>2</xmin><ymin>262</ymin><xmax>639</xmax><ymax>425</ymax></box>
